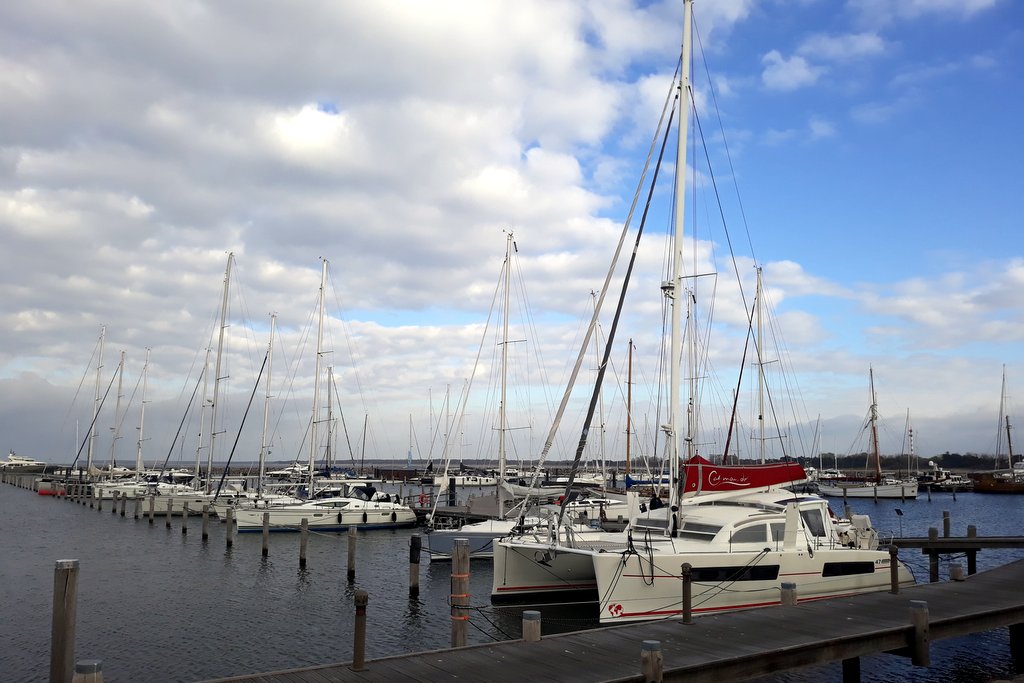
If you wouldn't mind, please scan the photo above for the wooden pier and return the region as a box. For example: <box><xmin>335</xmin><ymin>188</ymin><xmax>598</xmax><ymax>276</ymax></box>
<box><xmin>204</xmin><ymin>558</ymin><xmax>1024</xmax><ymax>683</ymax></box>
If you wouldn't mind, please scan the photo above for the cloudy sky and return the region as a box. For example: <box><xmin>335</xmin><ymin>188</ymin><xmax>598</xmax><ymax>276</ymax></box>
<box><xmin>2</xmin><ymin>0</ymin><xmax>1021</xmax><ymax>472</ymax></box>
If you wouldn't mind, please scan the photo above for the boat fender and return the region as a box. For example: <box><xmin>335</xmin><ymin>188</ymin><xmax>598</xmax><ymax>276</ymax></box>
<box><xmin>362</xmin><ymin>512</ymin><xmax>368</xmax><ymax>524</ymax></box>
<box><xmin>391</xmin><ymin>511</ymin><xmax>397</xmax><ymax>523</ymax></box>
<box><xmin>338</xmin><ymin>512</ymin><xmax>343</xmax><ymax>524</ymax></box>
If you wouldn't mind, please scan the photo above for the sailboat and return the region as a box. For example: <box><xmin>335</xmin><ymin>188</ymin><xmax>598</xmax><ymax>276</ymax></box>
<box><xmin>970</xmin><ymin>366</ymin><xmax>1023</xmax><ymax>493</ymax></box>
<box><xmin>816</xmin><ymin>368</ymin><xmax>918</xmax><ymax>500</ymax></box>
<box><xmin>425</xmin><ymin>233</ymin><xmax>607</xmax><ymax>559</ymax></box>
<box><xmin>233</xmin><ymin>259</ymin><xmax>416</xmax><ymax>532</ymax></box>
<box><xmin>492</xmin><ymin>0</ymin><xmax>912</xmax><ymax>616</ymax></box>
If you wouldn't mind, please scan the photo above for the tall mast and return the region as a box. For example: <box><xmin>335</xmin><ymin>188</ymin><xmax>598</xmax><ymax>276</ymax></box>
<box><xmin>591</xmin><ymin>290</ymin><xmax>608</xmax><ymax>476</ymax></box>
<box><xmin>756</xmin><ymin>267</ymin><xmax>765</xmax><ymax>463</ymax></box>
<box><xmin>258</xmin><ymin>313</ymin><xmax>276</xmax><ymax>494</ymax></box>
<box><xmin>869</xmin><ymin>367</ymin><xmax>881</xmax><ymax>482</ymax></box>
<box><xmin>194</xmin><ymin>347</ymin><xmax>212</xmax><ymax>489</ymax></box>
<box><xmin>136</xmin><ymin>348</ymin><xmax>150</xmax><ymax>477</ymax></box>
<box><xmin>87</xmin><ymin>325</ymin><xmax>106</xmax><ymax>475</ymax></box>
<box><xmin>207</xmin><ymin>252</ymin><xmax>234</xmax><ymax>491</ymax></box>
<box><xmin>109</xmin><ymin>350</ymin><xmax>126</xmax><ymax>471</ymax></box>
<box><xmin>326</xmin><ymin>366</ymin><xmax>335</xmax><ymax>472</ymax></box>
<box><xmin>626</xmin><ymin>338</ymin><xmax>633</xmax><ymax>477</ymax></box>
<box><xmin>665</xmin><ymin>0</ymin><xmax>693</xmax><ymax>519</ymax></box>
<box><xmin>997</xmin><ymin>365</ymin><xmax>1009</xmax><ymax>469</ymax></box>
<box><xmin>308</xmin><ymin>259</ymin><xmax>328</xmax><ymax>496</ymax></box>
<box><xmin>498</xmin><ymin>232</ymin><xmax>512</xmax><ymax>514</ymax></box>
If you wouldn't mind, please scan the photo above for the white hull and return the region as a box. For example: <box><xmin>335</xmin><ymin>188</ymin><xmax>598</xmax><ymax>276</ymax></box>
<box><xmin>817</xmin><ymin>481</ymin><xmax>918</xmax><ymax>499</ymax></box>
<box><xmin>234</xmin><ymin>497</ymin><xmax>417</xmax><ymax>532</ymax></box>
<box><xmin>592</xmin><ymin>545</ymin><xmax>913</xmax><ymax>623</ymax></box>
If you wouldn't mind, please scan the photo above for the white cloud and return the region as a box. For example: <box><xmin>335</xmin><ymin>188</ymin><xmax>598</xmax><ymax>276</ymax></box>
<box><xmin>798</xmin><ymin>32</ymin><xmax>887</xmax><ymax>62</ymax></box>
<box><xmin>761</xmin><ymin>50</ymin><xmax>826</xmax><ymax>91</ymax></box>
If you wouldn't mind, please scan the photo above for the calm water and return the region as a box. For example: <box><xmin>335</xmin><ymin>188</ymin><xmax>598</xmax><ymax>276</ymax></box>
<box><xmin>1</xmin><ymin>484</ymin><xmax>1022</xmax><ymax>682</ymax></box>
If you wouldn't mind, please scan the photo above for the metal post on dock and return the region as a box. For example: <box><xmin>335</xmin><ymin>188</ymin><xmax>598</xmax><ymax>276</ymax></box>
<box><xmin>910</xmin><ymin>600</ymin><xmax>930</xmax><ymax>667</ymax></box>
<box><xmin>350</xmin><ymin>590</ymin><xmax>368</xmax><ymax>672</ymax></box>
<box><xmin>72</xmin><ymin>659</ymin><xmax>103</xmax><ymax>683</ymax></box>
<box><xmin>943</xmin><ymin>510</ymin><xmax>951</xmax><ymax>538</ymax></box>
<box><xmin>889</xmin><ymin>545</ymin><xmax>900</xmax><ymax>593</ymax></box>
<box><xmin>450</xmin><ymin>538</ymin><xmax>470</xmax><ymax>648</ymax></box>
<box><xmin>262</xmin><ymin>512</ymin><xmax>270</xmax><ymax>556</ymax></box>
<box><xmin>50</xmin><ymin>559</ymin><xmax>79</xmax><ymax>683</ymax></box>
<box><xmin>225</xmin><ymin>507</ymin><xmax>234</xmax><ymax>549</ymax></box>
<box><xmin>347</xmin><ymin>526</ymin><xmax>357</xmax><ymax>582</ymax></box>
<box><xmin>1010</xmin><ymin>623</ymin><xmax>1024</xmax><ymax>674</ymax></box>
<box><xmin>522</xmin><ymin>610</ymin><xmax>541</xmax><ymax>642</ymax></box>
<box><xmin>181</xmin><ymin>502</ymin><xmax>189</xmax><ymax>534</ymax></box>
<box><xmin>967</xmin><ymin>525</ymin><xmax>978</xmax><ymax>575</ymax></box>
<box><xmin>409</xmin><ymin>534</ymin><xmax>421</xmax><ymax>597</ymax></box>
<box><xmin>927</xmin><ymin>527</ymin><xmax>940</xmax><ymax>582</ymax></box>
<box><xmin>681</xmin><ymin>563</ymin><xmax>693</xmax><ymax>624</ymax></box>
<box><xmin>640</xmin><ymin>640</ymin><xmax>663</xmax><ymax>682</ymax></box>
<box><xmin>781</xmin><ymin>581</ymin><xmax>797</xmax><ymax>606</ymax></box>
<box><xmin>299</xmin><ymin>518</ymin><xmax>309</xmax><ymax>569</ymax></box>
<box><xmin>201</xmin><ymin>505</ymin><xmax>209</xmax><ymax>541</ymax></box>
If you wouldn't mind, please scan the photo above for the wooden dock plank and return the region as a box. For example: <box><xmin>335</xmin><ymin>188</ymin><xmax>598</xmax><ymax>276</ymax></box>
<box><xmin>202</xmin><ymin>558</ymin><xmax>1024</xmax><ymax>683</ymax></box>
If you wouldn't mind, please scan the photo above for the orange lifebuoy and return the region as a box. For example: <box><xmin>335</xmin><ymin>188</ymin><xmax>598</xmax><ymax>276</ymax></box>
<box><xmin>418</xmin><ymin>493</ymin><xmax>428</xmax><ymax>505</ymax></box>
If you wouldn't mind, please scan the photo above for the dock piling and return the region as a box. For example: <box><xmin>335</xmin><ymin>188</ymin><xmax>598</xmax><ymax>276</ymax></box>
<box><xmin>522</xmin><ymin>610</ymin><xmax>541</xmax><ymax>642</ymax></box>
<box><xmin>943</xmin><ymin>510</ymin><xmax>951</xmax><ymax>538</ymax></box>
<box><xmin>201</xmin><ymin>505</ymin><xmax>210</xmax><ymax>541</ymax></box>
<box><xmin>299</xmin><ymin>518</ymin><xmax>308</xmax><ymax>568</ymax></box>
<box><xmin>950</xmin><ymin>563</ymin><xmax>965</xmax><ymax>581</ymax></box>
<box><xmin>910</xmin><ymin>600</ymin><xmax>930</xmax><ymax>666</ymax></box>
<box><xmin>119</xmin><ymin>494</ymin><xmax>126</xmax><ymax>517</ymax></box>
<box><xmin>225</xmin><ymin>507</ymin><xmax>234</xmax><ymax>549</ymax></box>
<box><xmin>110</xmin><ymin>492</ymin><xmax>118</xmax><ymax>515</ymax></box>
<box><xmin>781</xmin><ymin>581</ymin><xmax>798</xmax><ymax>606</ymax></box>
<box><xmin>72</xmin><ymin>659</ymin><xmax>103</xmax><ymax>683</ymax></box>
<box><xmin>50</xmin><ymin>559</ymin><xmax>79</xmax><ymax>683</ymax></box>
<box><xmin>409</xmin><ymin>534</ymin><xmax>421</xmax><ymax>597</ymax></box>
<box><xmin>147</xmin><ymin>496</ymin><xmax>154</xmax><ymax>524</ymax></box>
<box><xmin>681</xmin><ymin>563</ymin><xmax>693</xmax><ymax>624</ymax></box>
<box><xmin>641</xmin><ymin>640</ymin><xmax>663</xmax><ymax>682</ymax></box>
<box><xmin>133</xmin><ymin>497</ymin><xmax>140</xmax><ymax>520</ymax></box>
<box><xmin>889</xmin><ymin>545</ymin><xmax>900</xmax><ymax>594</ymax></box>
<box><xmin>166</xmin><ymin>498</ymin><xmax>173</xmax><ymax>528</ymax></box>
<box><xmin>347</xmin><ymin>526</ymin><xmax>357</xmax><ymax>582</ymax></box>
<box><xmin>450</xmin><ymin>538</ymin><xmax>470</xmax><ymax>648</ymax></box>
<box><xmin>262</xmin><ymin>512</ymin><xmax>270</xmax><ymax>556</ymax></box>
<box><xmin>351</xmin><ymin>590</ymin><xmax>368</xmax><ymax>672</ymax></box>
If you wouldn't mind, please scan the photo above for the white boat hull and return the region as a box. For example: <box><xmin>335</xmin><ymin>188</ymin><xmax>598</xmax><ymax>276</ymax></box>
<box><xmin>817</xmin><ymin>481</ymin><xmax>918</xmax><ymax>499</ymax></box>
<box><xmin>234</xmin><ymin>498</ymin><xmax>417</xmax><ymax>532</ymax></box>
<box><xmin>592</xmin><ymin>545</ymin><xmax>913</xmax><ymax>623</ymax></box>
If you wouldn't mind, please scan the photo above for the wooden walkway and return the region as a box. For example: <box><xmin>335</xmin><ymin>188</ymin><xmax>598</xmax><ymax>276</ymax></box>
<box><xmin>203</xmin><ymin>559</ymin><xmax>1024</xmax><ymax>683</ymax></box>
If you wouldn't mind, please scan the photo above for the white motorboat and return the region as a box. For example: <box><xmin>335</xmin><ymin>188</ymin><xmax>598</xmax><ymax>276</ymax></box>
<box><xmin>1</xmin><ymin>451</ymin><xmax>47</xmax><ymax>473</ymax></box>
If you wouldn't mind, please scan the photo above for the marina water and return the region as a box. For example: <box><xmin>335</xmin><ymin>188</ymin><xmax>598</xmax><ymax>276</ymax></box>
<box><xmin>2</xmin><ymin>483</ymin><xmax>1022</xmax><ymax>682</ymax></box>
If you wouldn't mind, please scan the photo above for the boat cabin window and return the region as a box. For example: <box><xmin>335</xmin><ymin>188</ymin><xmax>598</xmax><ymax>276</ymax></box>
<box><xmin>677</xmin><ymin>521</ymin><xmax>721</xmax><ymax>541</ymax></box>
<box><xmin>770</xmin><ymin>522</ymin><xmax>785</xmax><ymax>542</ymax></box>
<box><xmin>730</xmin><ymin>523</ymin><xmax>767</xmax><ymax>544</ymax></box>
<box><xmin>800</xmin><ymin>508</ymin><xmax>827</xmax><ymax>537</ymax></box>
